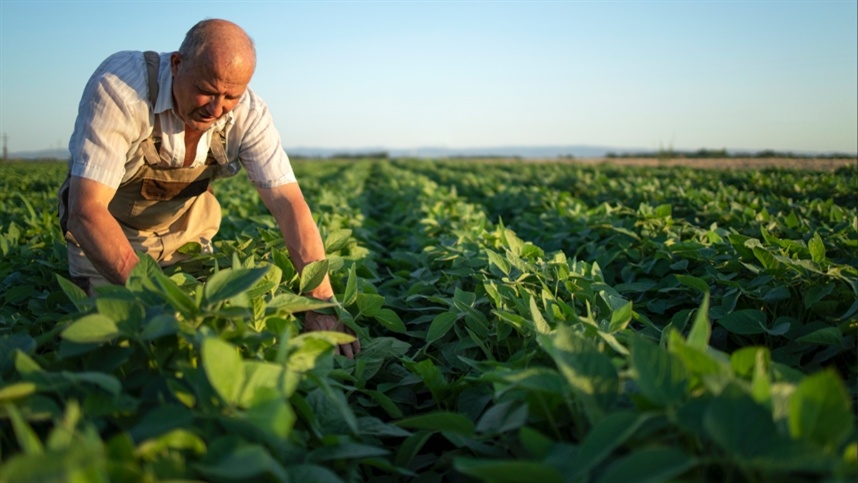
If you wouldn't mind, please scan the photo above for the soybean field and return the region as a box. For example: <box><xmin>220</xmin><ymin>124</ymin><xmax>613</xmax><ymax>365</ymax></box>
<box><xmin>0</xmin><ymin>158</ymin><xmax>856</xmax><ymax>482</ymax></box>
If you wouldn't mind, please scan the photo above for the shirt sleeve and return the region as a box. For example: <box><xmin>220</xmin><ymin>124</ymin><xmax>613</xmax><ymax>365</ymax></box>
<box><xmin>68</xmin><ymin>51</ymin><xmax>150</xmax><ymax>189</ymax></box>
<box><xmin>232</xmin><ymin>89</ymin><xmax>296</xmax><ymax>188</ymax></box>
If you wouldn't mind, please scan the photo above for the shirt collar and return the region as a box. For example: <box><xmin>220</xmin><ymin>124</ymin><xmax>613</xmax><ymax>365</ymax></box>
<box><xmin>154</xmin><ymin>54</ymin><xmax>173</xmax><ymax>116</ymax></box>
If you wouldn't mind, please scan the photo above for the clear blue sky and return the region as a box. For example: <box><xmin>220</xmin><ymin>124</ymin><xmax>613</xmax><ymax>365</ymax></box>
<box><xmin>1</xmin><ymin>0</ymin><xmax>856</xmax><ymax>155</ymax></box>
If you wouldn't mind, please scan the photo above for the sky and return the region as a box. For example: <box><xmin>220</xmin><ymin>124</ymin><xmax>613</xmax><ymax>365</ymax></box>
<box><xmin>1</xmin><ymin>0</ymin><xmax>856</xmax><ymax>156</ymax></box>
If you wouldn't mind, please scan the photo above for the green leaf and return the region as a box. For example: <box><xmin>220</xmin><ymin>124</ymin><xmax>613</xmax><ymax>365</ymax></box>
<box><xmin>55</xmin><ymin>274</ymin><xmax>89</xmax><ymax>312</ymax></box>
<box><xmin>475</xmin><ymin>401</ymin><xmax>529</xmax><ymax>435</ymax></box>
<box><xmin>668</xmin><ymin>331</ymin><xmax>731</xmax><ymax>390</ymax></box>
<box><xmin>239</xmin><ymin>361</ymin><xmax>300</xmax><ymax>404</ymax></box>
<box><xmin>396</xmin><ymin>411</ymin><xmax>475</xmax><ymax>436</ymax></box>
<box><xmin>686</xmin><ymin>292</ymin><xmax>711</xmax><ymax>349</ymax></box>
<box><xmin>717</xmin><ymin>309</ymin><xmax>767</xmax><ymax>335</ymax></box>
<box><xmin>595</xmin><ymin>447</ymin><xmax>695</xmax><ymax>483</ymax></box>
<box><xmin>654</xmin><ymin>203</ymin><xmax>672</xmax><ymax>218</ymax></box>
<box><xmin>545</xmin><ymin>328</ymin><xmax>618</xmax><ymax>420</ymax></box>
<box><xmin>291</xmin><ymin>330</ymin><xmax>357</xmax><ymax>348</ymax></box>
<box><xmin>427</xmin><ymin>311</ymin><xmax>458</xmax><ymax>343</ymax></box>
<box><xmin>629</xmin><ymin>334</ymin><xmax>687</xmax><ymax>407</ymax></box>
<box><xmin>395</xmin><ymin>430</ymin><xmax>433</xmax><ymax>468</ymax></box>
<box><xmin>0</xmin><ymin>382</ymin><xmax>37</xmax><ymax>403</ymax></box>
<box><xmin>288</xmin><ymin>337</ymin><xmax>334</xmax><ymax>373</ymax></box>
<box><xmin>356</xmin><ymin>293</ymin><xmax>385</xmax><ymax>317</ymax></box>
<box><xmin>803</xmin><ymin>284</ymin><xmax>834</xmax><ymax>309</ymax></box>
<box><xmin>130</xmin><ymin>404</ymin><xmax>195</xmax><ymax>442</ymax></box>
<box><xmin>704</xmin><ymin>387</ymin><xmax>778</xmax><ymax>458</ymax></box>
<box><xmin>6</xmin><ymin>403</ymin><xmax>44</xmax><ymax>455</ymax></box>
<box><xmin>569</xmin><ymin>411</ymin><xmax>649</xmax><ymax>479</ymax></box>
<box><xmin>139</xmin><ymin>314</ymin><xmax>180</xmax><ymax>341</ymax></box>
<box><xmin>243</xmin><ymin>397</ymin><xmax>296</xmax><ymax>439</ymax></box>
<box><xmin>126</xmin><ymin>252</ymin><xmax>164</xmax><ymax>292</ymax></box>
<box><xmin>287</xmin><ymin>464</ymin><xmax>345</xmax><ymax>483</ymax></box>
<box><xmin>204</xmin><ymin>266</ymin><xmax>270</xmax><ymax>306</ymax></box>
<box><xmin>518</xmin><ymin>427</ymin><xmax>554</xmax><ymax>459</ymax></box>
<box><xmin>455</xmin><ymin>458</ymin><xmax>562</xmax><ymax>483</ymax></box>
<box><xmin>676</xmin><ymin>274</ymin><xmax>710</xmax><ymax>294</ymax></box>
<box><xmin>731</xmin><ymin>347</ymin><xmax>770</xmax><ymax>378</ymax></box>
<box><xmin>407</xmin><ymin>359</ymin><xmax>448</xmax><ymax>403</ymax></box>
<box><xmin>529</xmin><ymin>297</ymin><xmax>551</xmax><ymax>334</ymax></box>
<box><xmin>808</xmin><ymin>232</ymin><xmax>826</xmax><ymax>264</ymax></box>
<box><xmin>795</xmin><ymin>327</ymin><xmax>843</xmax><ymax>346</ymax></box>
<box><xmin>375</xmin><ymin>308</ymin><xmax>407</xmax><ymax>333</ymax></box>
<box><xmin>342</xmin><ymin>263</ymin><xmax>358</xmax><ymax>307</ymax></box>
<box><xmin>244</xmin><ymin>262</ymin><xmax>282</xmax><ymax>298</ymax></box>
<box><xmin>365</xmin><ymin>390</ymin><xmax>404</xmax><ymax>419</ymax></box>
<box><xmin>309</xmin><ymin>443</ymin><xmax>390</xmax><ymax>461</ymax></box>
<box><xmin>136</xmin><ymin>429</ymin><xmax>206</xmax><ymax>459</ymax></box>
<box><xmin>358</xmin><ymin>416</ymin><xmax>412</xmax><ymax>438</ymax></box>
<box><xmin>61</xmin><ymin>315</ymin><xmax>119</xmax><ymax>344</ymax></box>
<box><xmin>789</xmin><ymin>369</ymin><xmax>854</xmax><ymax>449</ymax></box>
<box><xmin>608</xmin><ymin>300</ymin><xmax>633</xmax><ymax>333</ymax></box>
<box><xmin>14</xmin><ymin>351</ymin><xmax>42</xmax><ymax>375</ymax></box>
<box><xmin>195</xmin><ymin>444</ymin><xmax>288</xmax><ymax>481</ymax></box>
<box><xmin>71</xmin><ymin>372</ymin><xmax>121</xmax><ymax>395</ymax></box>
<box><xmin>268</xmin><ymin>293</ymin><xmax>336</xmax><ymax>313</ymax></box>
<box><xmin>202</xmin><ymin>337</ymin><xmax>244</xmax><ymax>406</ymax></box>
<box><xmin>307</xmin><ymin>381</ymin><xmax>359</xmax><ymax>435</ymax></box>
<box><xmin>750</xmin><ymin>349</ymin><xmax>772</xmax><ymax>404</ymax></box>
<box><xmin>753</xmin><ymin>247</ymin><xmax>778</xmax><ymax>271</ymax></box>
<box><xmin>151</xmin><ymin>271</ymin><xmax>198</xmax><ymax>318</ymax></box>
<box><xmin>324</xmin><ymin>229</ymin><xmax>352</xmax><ymax>253</ymax></box>
<box><xmin>95</xmin><ymin>295</ymin><xmax>144</xmax><ymax>330</ymax></box>
<box><xmin>299</xmin><ymin>259</ymin><xmax>330</xmax><ymax>294</ymax></box>
<box><xmin>486</xmin><ymin>249</ymin><xmax>511</xmax><ymax>276</ymax></box>
<box><xmin>0</xmin><ymin>334</ymin><xmax>35</xmax><ymax>374</ymax></box>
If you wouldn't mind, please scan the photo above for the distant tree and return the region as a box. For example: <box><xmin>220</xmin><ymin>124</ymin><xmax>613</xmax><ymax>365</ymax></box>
<box><xmin>331</xmin><ymin>151</ymin><xmax>389</xmax><ymax>160</ymax></box>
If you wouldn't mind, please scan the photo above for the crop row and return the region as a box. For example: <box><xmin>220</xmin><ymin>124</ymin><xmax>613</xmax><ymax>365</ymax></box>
<box><xmin>0</xmin><ymin>159</ymin><xmax>855</xmax><ymax>482</ymax></box>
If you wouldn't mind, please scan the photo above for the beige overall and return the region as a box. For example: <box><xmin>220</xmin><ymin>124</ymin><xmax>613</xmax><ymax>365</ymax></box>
<box><xmin>59</xmin><ymin>51</ymin><xmax>238</xmax><ymax>292</ymax></box>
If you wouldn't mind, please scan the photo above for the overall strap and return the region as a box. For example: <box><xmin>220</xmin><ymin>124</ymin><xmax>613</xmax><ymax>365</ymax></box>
<box><xmin>139</xmin><ymin>50</ymin><xmax>234</xmax><ymax>175</ymax></box>
<box><xmin>144</xmin><ymin>51</ymin><xmax>160</xmax><ymax>107</ymax></box>
<box><xmin>140</xmin><ymin>51</ymin><xmax>164</xmax><ymax>166</ymax></box>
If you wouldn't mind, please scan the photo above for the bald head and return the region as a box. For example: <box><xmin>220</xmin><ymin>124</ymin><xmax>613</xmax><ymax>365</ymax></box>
<box><xmin>178</xmin><ymin>19</ymin><xmax>256</xmax><ymax>75</ymax></box>
<box><xmin>170</xmin><ymin>19</ymin><xmax>257</xmax><ymax>132</ymax></box>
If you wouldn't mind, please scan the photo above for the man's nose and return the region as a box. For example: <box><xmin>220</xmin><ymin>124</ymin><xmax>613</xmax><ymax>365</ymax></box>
<box><xmin>207</xmin><ymin>96</ymin><xmax>225</xmax><ymax>118</ymax></box>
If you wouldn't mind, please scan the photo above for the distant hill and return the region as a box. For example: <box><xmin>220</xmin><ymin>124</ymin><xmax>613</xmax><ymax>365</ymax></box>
<box><xmin>286</xmin><ymin>145</ymin><xmax>632</xmax><ymax>159</ymax></box>
<box><xmin>7</xmin><ymin>148</ymin><xmax>71</xmax><ymax>160</ymax></box>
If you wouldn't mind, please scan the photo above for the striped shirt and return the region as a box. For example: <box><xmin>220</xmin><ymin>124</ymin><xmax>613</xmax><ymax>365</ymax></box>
<box><xmin>68</xmin><ymin>50</ymin><xmax>296</xmax><ymax>189</ymax></box>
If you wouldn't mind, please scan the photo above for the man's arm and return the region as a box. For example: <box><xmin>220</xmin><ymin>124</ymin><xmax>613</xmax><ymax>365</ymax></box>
<box><xmin>66</xmin><ymin>176</ymin><xmax>139</xmax><ymax>284</ymax></box>
<box><xmin>257</xmin><ymin>182</ymin><xmax>360</xmax><ymax>358</ymax></box>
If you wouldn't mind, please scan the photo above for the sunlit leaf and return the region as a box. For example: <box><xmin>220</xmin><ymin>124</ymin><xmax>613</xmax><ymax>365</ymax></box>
<box><xmin>201</xmin><ymin>337</ymin><xmax>244</xmax><ymax>406</ymax></box>
<box><xmin>299</xmin><ymin>259</ymin><xmax>330</xmax><ymax>294</ymax></box>
<box><xmin>789</xmin><ymin>369</ymin><xmax>854</xmax><ymax>449</ymax></box>
<box><xmin>204</xmin><ymin>266</ymin><xmax>270</xmax><ymax>306</ymax></box>
<box><xmin>61</xmin><ymin>315</ymin><xmax>119</xmax><ymax>344</ymax></box>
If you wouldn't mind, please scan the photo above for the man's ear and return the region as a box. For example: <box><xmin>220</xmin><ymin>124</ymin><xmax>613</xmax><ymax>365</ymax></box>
<box><xmin>170</xmin><ymin>52</ymin><xmax>182</xmax><ymax>76</ymax></box>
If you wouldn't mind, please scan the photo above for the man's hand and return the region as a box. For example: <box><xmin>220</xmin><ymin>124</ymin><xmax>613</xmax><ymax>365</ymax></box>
<box><xmin>304</xmin><ymin>311</ymin><xmax>361</xmax><ymax>359</ymax></box>
<box><xmin>256</xmin><ymin>183</ymin><xmax>360</xmax><ymax>358</ymax></box>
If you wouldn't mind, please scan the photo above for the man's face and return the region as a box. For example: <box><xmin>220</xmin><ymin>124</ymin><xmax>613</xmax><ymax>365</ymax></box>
<box><xmin>170</xmin><ymin>52</ymin><xmax>253</xmax><ymax>133</ymax></box>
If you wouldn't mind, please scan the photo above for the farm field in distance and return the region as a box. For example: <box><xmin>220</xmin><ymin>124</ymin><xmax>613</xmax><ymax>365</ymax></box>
<box><xmin>0</xmin><ymin>157</ymin><xmax>856</xmax><ymax>482</ymax></box>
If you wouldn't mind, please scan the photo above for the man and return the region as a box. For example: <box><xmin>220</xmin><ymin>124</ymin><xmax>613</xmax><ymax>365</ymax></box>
<box><xmin>58</xmin><ymin>19</ymin><xmax>359</xmax><ymax>358</ymax></box>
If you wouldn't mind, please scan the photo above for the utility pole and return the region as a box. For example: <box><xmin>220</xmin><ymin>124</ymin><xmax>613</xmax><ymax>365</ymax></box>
<box><xmin>2</xmin><ymin>133</ymin><xmax>7</xmax><ymax>161</ymax></box>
